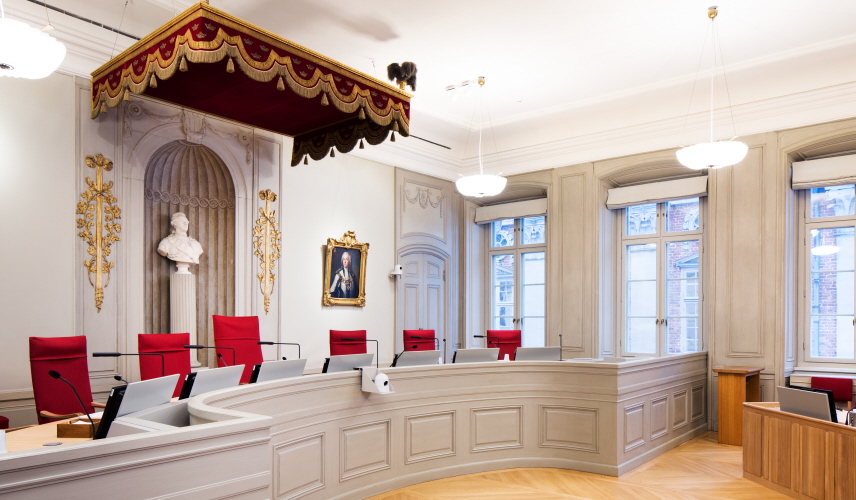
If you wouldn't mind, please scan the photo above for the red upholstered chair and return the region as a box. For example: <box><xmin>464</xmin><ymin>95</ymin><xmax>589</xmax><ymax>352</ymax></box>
<box><xmin>403</xmin><ymin>330</ymin><xmax>436</xmax><ymax>351</ymax></box>
<box><xmin>811</xmin><ymin>377</ymin><xmax>854</xmax><ymax>410</ymax></box>
<box><xmin>29</xmin><ymin>336</ymin><xmax>102</xmax><ymax>424</ymax></box>
<box><xmin>138</xmin><ymin>333</ymin><xmax>192</xmax><ymax>398</ymax></box>
<box><xmin>330</xmin><ymin>330</ymin><xmax>367</xmax><ymax>355</ymax></box>
<box><xmin>212</xmin><ymin>315</ymin><xmax>264</xmax><ymax>384</ymax></box>
<box><xmin>487</xmin><ymin>330</ymin><xmax>522</xmax><ymax>360</ymax></box>
<box><xmin>0</xmin><ymin>416</ymin><xmax>8</xmax><ymax>430</ymax></box>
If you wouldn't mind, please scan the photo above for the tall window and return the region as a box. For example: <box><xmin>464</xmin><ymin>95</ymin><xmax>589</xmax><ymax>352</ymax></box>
<box><xmin>799</xmin><ymin>184</ymin><xmax>856</xmax><ymax>365</ymax></box>
<box><xmin>488</xmin><ymin>216</ymin><xmax>546</xmax><ymax>347</ymax></box>
<box><xmin>622</xmin><ymin>198</ymin><xmax>703</xmax><ymax>355</ymax></box>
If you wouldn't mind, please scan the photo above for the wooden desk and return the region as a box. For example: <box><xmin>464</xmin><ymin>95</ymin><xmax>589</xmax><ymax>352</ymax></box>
<box><xmin>713</xmin><ymin>366</ymin><xmax>763</xmax><ymax>445</ymax></box>
<box><xmin>4</xmin><ymin>419</ymin><xmax>91</xmax><ymax>453</ymax></box>
<box><xmin>743</xmin><ymin>402</ymin><xmax>855</xmax><ymax>500</ymax></box>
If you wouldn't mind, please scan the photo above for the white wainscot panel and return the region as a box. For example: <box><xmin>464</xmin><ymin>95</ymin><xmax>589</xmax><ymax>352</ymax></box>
<box><xmin>673</xmin><ymin>389</ymin><xmax>688</xmax><ymax>430</ymax></box>
<box><xmin>471</xmin><ymin>406</ymin><xmax>523</xmax><ymax>452</ymax></box>
<box><xmin>650</xmin><ymin>396</ymin><xmax>668</xmax><ymax>441</ymax></box>
<box><xmin>274</xmin><ymin>433</ymin><xmax>324</xmax><ymax>500</ymax></box>
<box><xmin>406</xmin><ymin>411</ymin><xmax>456</xmax><ymax>464</ymax></box>
<box><xmin>624</xmin><ymin>402</ymin><xmax>646</xmax><ymax>452</ymax></box>
<box><xmin>539</xmin><ymin>405</ymin><xmax>598</xmax><ymax>452</ymax></box>
<box><xmin>340</xmin><ymin>420</ymin><xmax>391</xmax><ymax>481</ymax></box>
<box><xmin>691</xmin><ymin>385</ymin><xmax>705</xmax><ymax>422</ymax></box>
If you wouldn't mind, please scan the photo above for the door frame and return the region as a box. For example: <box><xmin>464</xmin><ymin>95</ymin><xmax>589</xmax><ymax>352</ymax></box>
<box><xmin>394</xmin><ymin>245</ymin><xmax>451</xmax><ymax>356</ymax></box>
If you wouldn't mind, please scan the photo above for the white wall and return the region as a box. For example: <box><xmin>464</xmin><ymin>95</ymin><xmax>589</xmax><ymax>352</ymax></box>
<box><xmin>0</xmin><ymin>73</ymin><xmax>76</xmax><ymax>426</ymax></box>
<box><xmin>278</xmin><ymin>154</ymin><xmax>396</xmax><ymax>372</ymax></box>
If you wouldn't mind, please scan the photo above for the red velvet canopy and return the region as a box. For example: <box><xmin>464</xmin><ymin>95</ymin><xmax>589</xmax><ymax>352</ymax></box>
<box><xmin>90</xmin><ymin>2</ymin><xmax>410</xmax><ymax>165</ymax></box>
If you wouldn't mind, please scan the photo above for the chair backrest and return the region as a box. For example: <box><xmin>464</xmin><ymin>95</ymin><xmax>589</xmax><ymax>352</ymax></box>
<box><xmin>811</xmin><ymin>377</ymin><xmax>853</xmax><ymax>402</ymax></box>
<box><xmin>330</xmin><ymin>330</ymin><xmax>367</xmax><ymax>356</ymax></box>
<box><xmin>403</xmin><ymin>330</ymin><xmax>436</xmax><ymax>351</ymax></box>
<box><xmin>487</xmin><ymin>330</ymin><xmax>522</xmax><ymax>360</ymax></box>
<box><xmin>29</xmin><ymin>336</ymin><xmax>94</xmax><ymax>424</ymax></box>
<box><xmin>138</xmin><ymin>333</ymin><xmax>192</xmax><ymax>398</ymax></box>
<box><xmin>212</xmin><ymin>315</ymin><xmax>263</xmax><ymax>384</ymax></box>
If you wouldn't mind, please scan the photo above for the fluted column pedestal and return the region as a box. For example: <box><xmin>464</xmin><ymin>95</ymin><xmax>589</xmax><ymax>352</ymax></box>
<box><xmin>171</xmin><ymin>263</ymin><xmax>201</xmax><ymax>368</ymax></box>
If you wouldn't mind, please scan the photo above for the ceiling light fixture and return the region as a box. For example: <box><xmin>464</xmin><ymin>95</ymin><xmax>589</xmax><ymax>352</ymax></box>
<box><xmin>455</xmin><ymin>77</ymin><xmax>507</xmax><ymax>198</ymax></box>
<box><xmin>676</xmin><ymin>6</ymin><xmax>747</xmax><ymax>170</ymax></box>
<box><xmin>0</xmin><ymin>1</ymin><xmax>66</xmax><ymax>79</ymax></box>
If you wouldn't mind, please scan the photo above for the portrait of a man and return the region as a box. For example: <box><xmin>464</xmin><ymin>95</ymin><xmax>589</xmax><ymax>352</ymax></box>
<box><xmin>323</xmin><ymin>231</ymin><xmax>368</xmax><ymax>306</ymax></box>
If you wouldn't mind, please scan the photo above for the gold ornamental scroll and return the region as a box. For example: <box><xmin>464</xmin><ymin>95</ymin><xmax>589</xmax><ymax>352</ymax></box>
<box><xmin>252</xmin><ymin>189</ymin><xmax>282</xmax><ymax>314</ymax></box>
<box><xmin>76</xmin><ymin>154</ymin><xmax>122</xmax><ymax>312</ymax></box>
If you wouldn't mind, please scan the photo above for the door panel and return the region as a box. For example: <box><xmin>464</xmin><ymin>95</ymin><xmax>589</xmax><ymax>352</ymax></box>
<box><xmin>398</xmin><ymin>253</ymin><xmax>445</xmax><ymax>353</ymax></box>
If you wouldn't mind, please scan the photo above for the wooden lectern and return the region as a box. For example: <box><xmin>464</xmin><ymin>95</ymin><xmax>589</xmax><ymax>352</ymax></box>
<box><xmin>713</xmin><ymin>366</ymin><xmax>763</xmax><ymax>446</ymax></box>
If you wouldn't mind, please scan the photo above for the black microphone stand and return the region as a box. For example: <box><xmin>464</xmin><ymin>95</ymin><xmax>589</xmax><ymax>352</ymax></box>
<box><xmin>93</xmin><ymin>352</ymin><xmax>165</xmax><ymax>378</ymax></box>
<box><xmin>341</xmin><ymin>338</ymin><xmax>379</xmax><ymax>368</ymax></box>
<box><xmin>184</xmin><ymin>345</ymin><xmax>236</xmax><ymax>367</ymax></box>
<box><xmin>473</xmin><ymin>335</ymin><xmax>499</xmax><ymax>348</ymax></box>
<box><xmin>258</xmin><ymin>341</ymin><xmax>301</xmax><ymax>360</ymax></box>
<box><xmin>48</xmin><ymin>370</ymin><xmax>96</xmax><ymax>436</ymax></box>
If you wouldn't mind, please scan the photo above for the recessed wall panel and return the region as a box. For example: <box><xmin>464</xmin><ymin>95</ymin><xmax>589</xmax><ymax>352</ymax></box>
<box><xmin>340</xmin><ymin>420</ymin><xmax>391</xmax><ymax>481</ymax></box>
<box><xmin>406</xmin><ymin>411</ymin><xmax>455</xmax><ymax>464</ymax></box>
<box><xmin>624</xmin><ymin>402</ymin><xmax>645</xmax><ymax>452</ymax></box>
<box><xmin>650</xmin><ymin>396</ymin><xmax>668</xmax><ymax>440</ymax></box>
<box><xmin>540</xmin><ymin>406</ymin><xmax>598</xmax><ymax>452</ymax></box>
<box><xmin>691</xmin><ymin>385</ymin><xmax>705</xmax><ymax>422</ymax></box>
<box><xmin>471</xmin><ymin>406</ymin><xmax>523</xmax><ymax>452</ymax></box>
<box><xmin>673</xmin><ymin>389</ymin><xmax>688</xmax><ymax>430</ymax></box>
<box><xmin>274</xmin><ymin>434</ymin><xmax>324</xmax><ymax>499</ymax></box>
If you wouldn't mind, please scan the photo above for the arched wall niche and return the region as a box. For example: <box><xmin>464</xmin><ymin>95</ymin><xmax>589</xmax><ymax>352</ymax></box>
<box><xmin>144</xmin><ymin>141</ymin><xmax>236</xmax><ymax>367</ymax></box>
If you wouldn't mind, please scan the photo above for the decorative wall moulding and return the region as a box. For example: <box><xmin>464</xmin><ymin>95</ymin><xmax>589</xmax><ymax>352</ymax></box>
<box><xmin>76</xmin><ymin>154</ymin><xmax>121</xmax><ymax>312</ymax></box>
<box><xmin>402</xmin><ymin>183</ymin><xmax>444</xmax><ymax>216</ymax></box>
<box><xmin>323</xmin><ymin>231</ymin><xmax>369</xmax><ymax>307</ymax></box>
<box><xmin>253</xmin><ymin>190</ymin><xmax>281</xmax><ymax>314</ymax></box>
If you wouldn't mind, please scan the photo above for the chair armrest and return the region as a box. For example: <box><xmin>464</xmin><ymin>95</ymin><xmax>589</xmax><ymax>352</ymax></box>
<box><xmin>39</xmin><ymin>410</ymin><xmax>83</xmax><ymax>420</ymax></box>
<box><xmin>91</xmin><ymin>402</ymin><xmax>107</xmax><ymax>409</ymax></box>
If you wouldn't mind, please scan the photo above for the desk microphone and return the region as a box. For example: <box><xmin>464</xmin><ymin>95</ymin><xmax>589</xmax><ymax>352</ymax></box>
<box><xmin>48</xmin><ymin>370</ymin><xmax>96</xmax><ymax>436</ymax></box>
<box><xmin>217</xmin><ymin>353</ymin><xmax>228</xmax><ymax>367</ymax></box>
<box><xmin>94</xmin><ymin>352</ymin><xmax>165</xmax><ymax>378</ymax></box>
<box><xmin>473</xmin><ymin>335</ymin><xmax>499</xmax><ymax>348</ymax></box>
<box><xmin>341</xmin><ymin>338</ymin><xmax>379</xmax><ymax>368</ymax></box>
<box><xmin>411</xmin><ymin>336</ymin><xmax>440</xmax><ymax>349</ymax></box>
<box><xmin>113</xmin><ymin>375</ymin><xmax>129</xmax><ymax>385</ymax></box>
<box><xmin>559</xmin><ymin>334</ymin><xmax>563</xmax><ymax>361</ymax></box>
<box><xmin>258</xmin><ymin>341</ymin><xmax>301</xmax><ymax>360</ymax></box>
<box><xmin>184</xmin><ymin>345</ymin><xmax>236</xmax><ymax>366</ymax></box>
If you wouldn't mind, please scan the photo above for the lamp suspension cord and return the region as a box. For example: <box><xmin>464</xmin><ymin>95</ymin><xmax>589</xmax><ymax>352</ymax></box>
<box><xmin>1</xmin><ymin>0</ymin><xmax>5</xmax><ymax>18</ymax></box>
<box><xmin>478</xmin><ymin>81</ymin><xmax>484</xmax><ymax>175</ymax></box>
<box><xmin>709</xmin><ymin>16</ymin><xmax>715</xmax><ymax>143</ymax></box>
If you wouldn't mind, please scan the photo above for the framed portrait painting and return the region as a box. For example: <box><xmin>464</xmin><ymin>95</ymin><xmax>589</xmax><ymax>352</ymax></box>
<box><xmin>323</xmin><ymin>231</ymin><xmax>369</xmax><ymax>306</ymax></box>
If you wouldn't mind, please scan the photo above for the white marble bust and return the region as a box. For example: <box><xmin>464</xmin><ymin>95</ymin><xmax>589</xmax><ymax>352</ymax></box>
<box><xmin>157</xmin><ymin>212</ymin><xmax>204</xmax><ymax>266</ymax></box>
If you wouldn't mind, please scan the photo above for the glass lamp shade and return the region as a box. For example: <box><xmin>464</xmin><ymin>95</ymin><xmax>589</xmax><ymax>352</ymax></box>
<box><xmin>676</xmin><ymin>140</ymin><xmax>748</xmax><ymax>170</ymax></box>
<box><xmin>0</xmin><ymin>18</ymin><xmax>66</xmax><ymax>79</ymax></box>
<box><xmin>455</xmin><ymin>174</ymin><xmax>507</xmax><ymax>198</ymax></box>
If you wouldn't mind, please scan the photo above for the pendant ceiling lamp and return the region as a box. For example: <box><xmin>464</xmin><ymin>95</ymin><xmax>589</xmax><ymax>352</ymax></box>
<box><xmin>676</xmin><ymin>6</ymin><xmax>747</xmax><ymax>170</ymax></box>
<box><xmin>0</xmin><ymin>2</ymin><xmax>66</xmax><ymax>79</ymax></box>
<box><xmin>455</xmin><ymin>77</ymin><xmax>507</xmax><ymax>198</ymax></box>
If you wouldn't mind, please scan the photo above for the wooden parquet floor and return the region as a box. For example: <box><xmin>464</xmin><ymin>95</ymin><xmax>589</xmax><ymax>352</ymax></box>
<box><xmin>366</xmin><ymin>432</ymin><xmax>790</xmax><ymax>500</ymax></box>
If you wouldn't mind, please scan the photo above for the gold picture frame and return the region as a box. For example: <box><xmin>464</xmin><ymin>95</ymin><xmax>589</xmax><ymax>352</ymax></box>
<box><xmin>323</xmin><ymin>231</ymin><xmax>369</xmax><ymax>306</ymax></box>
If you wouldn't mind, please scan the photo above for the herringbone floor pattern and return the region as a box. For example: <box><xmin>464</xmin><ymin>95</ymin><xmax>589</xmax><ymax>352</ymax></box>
<box><xmin>366</xmin><ymin>432</ymin><xmax>789</xmax><ymax>500</ymax></box>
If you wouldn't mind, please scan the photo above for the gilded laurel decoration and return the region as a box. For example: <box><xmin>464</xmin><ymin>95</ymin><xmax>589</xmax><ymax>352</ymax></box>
<box><xmin>76</xmin><ymin>154</ymin><xmax>122</xmax><ymax>312</ymax></box>
<box><xmin>252</xmin><ymin>190</ymin><xmax>282</xmax><ymax>314</ymax></box>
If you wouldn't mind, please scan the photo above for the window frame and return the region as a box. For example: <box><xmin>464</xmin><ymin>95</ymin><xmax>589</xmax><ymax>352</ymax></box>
<box><xmin>485</xmin><ymin>216</ymin><xmax>548</xmax><ymax>347</ymax></box>
<box><xmin>797</xmin><ymin>187</ymin><xmax>856</xmax><ymax>367</ymax></box>
<box><xmin>619</xmin><ymin>199</ymin><xmax>705</xmax><ymax>357</ymax></box>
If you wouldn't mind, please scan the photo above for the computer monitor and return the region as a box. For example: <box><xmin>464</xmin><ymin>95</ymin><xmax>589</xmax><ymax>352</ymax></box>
<box><xmin>779</xmin><ymin>385</ymin><xmax>837</xmax><ymax>423</ymax></box>
<box><xmin>249</xmin><ymin>359</ymin><xmax>307</xmax><ymax>383</ymax></box>
<box><xmin>391</xmin><ymin>350</ymin><xmax>441</xmax><ymax>367</ymax></box>
<box><xmin>94</xmin><ymin>375</ymin><xmax>181</xmax><ymax>440</ymax></box>
<box><xmin>452</xmin><ymin>348</ymin><xmax>499</xmax><ymax>364</ymax></box>
<box><xmin>514</xmin><ymin>347</ymin><xmax>561</xmax><ymax>361</ymax></box>
<box><xmin>93</xmin><ymin>384</ymin><xmax>127</xmax><ymax>440</ymax></box>
<box><xmin>178</xmin><ymin>365</ymin><xmax>245</xmax><ymax>400</ymax></box>
<box><xmin>322</xmin><ymin>353</ymin><xmax>375</xmax><ymax>373</ymax></box>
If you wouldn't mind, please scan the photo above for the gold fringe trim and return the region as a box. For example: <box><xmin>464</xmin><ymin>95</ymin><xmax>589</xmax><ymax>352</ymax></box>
<box><xmin>179</xmin><ymin>56</ymin><xmax>188</xmax><ymax>72</ymax></box>
<box><xmin>123</xmin><ymin>89</ymin><xmax>130</xmax><ymax>101</ymax></box>
<box><xmin>391</xmin><ymin>131</ymin><xmax>396</xmax><ymax>142</ymax></box>
<box><xmin>303</xmin><ymin>156</ymin><xmax>308</xmax><ymax>165</ymax></box>
<box><xmin>330</xmin><ymin>148</ymin><xmax>335</xmax><ymax>158</ymax></box>
<box><xmin>90</xmin><ymin>26</ymin><xmax>411</xmax><ymax>136</ymax></box>
<box><xmin>226</xmin><ymin>57</ymin><xmax>235</xmax><ymax>73</ymax></box>
<box><xmin>358</xmin><ymin>108</ymin><xmax>366</xmax><ymax>120</ymax></box>
<box><xmin>100</xmin><ymin>102</ymin><xmax>108</xmax><ymax>113</ymax></box>
<box><xmin>276</xmin><ymin>76</ymin><xmax>284</xmax><ymax>91</ymax></box>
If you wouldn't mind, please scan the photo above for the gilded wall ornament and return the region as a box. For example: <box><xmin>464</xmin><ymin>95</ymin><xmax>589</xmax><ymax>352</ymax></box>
<box><xmin>252</xmin><ymin>190</ymin><xmax>282</xmax><ymax>313</ymax></box>
<box><xmin>76</xmin><ymin>154</ymin><xmax>122</xmax><ymax>312</ymax></box>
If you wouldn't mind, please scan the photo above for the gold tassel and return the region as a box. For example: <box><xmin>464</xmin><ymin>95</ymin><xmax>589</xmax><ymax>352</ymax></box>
<box><xmin>390</xmin><ymin>131</ymin><xmax>396</xmax><ymax>142</ymax></box>
<box><xmin>359</xmin><ymin>139</ymin><xmax>364</xmax><ymax>149</ymax></box>
<box><xmin>392</xmin><ymin>120</ymin><xmax>400</xmax><ymax>132</ymax></box>
<box><xmin>226</xmin><ymin>57</ymin><xmax>235</xmax><ymax>73</ymax></box>
<box><xmin>320</xmin><ymin>93</ymin><xmax>329</xmax><ymax>106</ymax></box>
<box><xmin>276</xmin><ymin>76</ymin><xmax>285</xmax><ymax>91</ymax></box>
<box><xmin>330</xmin><ymin>148</ymin><xmax>336</xmax><ymax>158</ymax></box>
<box><xmin>100</xmin><ymin>102</ymin><xmax>108</xmax><ymax>113</ymax></box>
<box><xmin>303</xmin><ymin>156</ymin><xmax>308</xmax><ymax>165</ymax></box>
<box><xmin>358</xmin><ymin>107</ymin><xmax>366</xmax><ymax>120</ymax></box>
<box><xmin>150</xmin><ymin>74</ymin><xmax>158</xmax><ymax>88</ymax></box>
<box><xmin>123</xmin><ymin>89</ymin><xmax>130</xmax><ymax>101</ymax></box>
<box><xmin>179</xmin><ymin>56</ymin><xmax>188</xmax><ymax>72</ymax></box>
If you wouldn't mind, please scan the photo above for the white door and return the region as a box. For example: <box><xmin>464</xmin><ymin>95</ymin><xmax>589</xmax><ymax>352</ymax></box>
<box><xmin>398</xmin><ymin>253</ymin><xmax>445</xmax><ymax>354</ymax></box>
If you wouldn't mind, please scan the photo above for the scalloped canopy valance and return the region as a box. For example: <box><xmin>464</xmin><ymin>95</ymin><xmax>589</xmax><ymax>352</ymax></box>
<box><xmin>90</xmin><ymin>2</ymin><xmax>410</xmax><ymax>165</ymax></box>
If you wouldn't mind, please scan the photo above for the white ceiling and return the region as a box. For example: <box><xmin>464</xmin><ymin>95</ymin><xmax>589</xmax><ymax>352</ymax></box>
<box><xmin>5</xmin><ymin>0</ymin><xmax>856</xmax><ymax>178</ymax></box>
